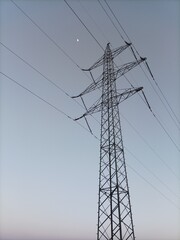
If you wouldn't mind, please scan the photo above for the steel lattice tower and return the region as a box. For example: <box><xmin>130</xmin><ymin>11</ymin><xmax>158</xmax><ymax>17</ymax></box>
<box><xmin>73</xmin><ymin>43</ymin><xmax>146</xmax><ymax>240</ymax></box>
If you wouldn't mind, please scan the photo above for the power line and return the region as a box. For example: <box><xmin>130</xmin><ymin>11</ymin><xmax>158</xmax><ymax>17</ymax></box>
<box><xmin>0</xmin><ymin>41</ymin><xmax>101</xmax><ymax>128</ymax></box>
<box><xmin>117</xmin><ymin>63</ymin><xmax>180</xmax><ymax>152</ymax></box>
<box><xmin>118</xmin><ymin>67</ymin><xmax>180</xmax><ymax>153</ymax></box>
<box><xmin>97</xmin><ymin>0</ymin><xmax>180</xmax><ymax>152</ymax></box>
<box><xmin>0</xmin><ymin>71</ymin><xmax>98</xmax><ymax>140</ymax></box>
<box><xmin>154</xmin><ymin>79</ymin><xmax>180</xmax><ymax>126</ymax></box>
<box><xmin>78</xmin><ymin>0</ymin><xmax>110</xmax><ymax>44</ymax></box>
<box><xmin>140</xmin><ymin>63</ymin><xmax>180</xmax><ymax>131</ymax></box>
<box><xmin>10</xmin><ymin>0</ymin><xmax>104</xmax><ymax>126</ymax></box>
<box><xmin>153</xmin><ymin>112</ymin><xmax>180</xmax><ymax>152</ymax></box>
<box><xmin>64</xmin><ymin>0</ymin><xmax>104</xmax><ymax>51</ymax></box>
<box><xmin>104</xmin><ymin>0</ymin><xmax>138</xmax><ymax>53</ymax></box>
<box><xmin>0</xmin><ymin>72</ymin><xmax>71</xmax><ymax>119</ymax></box>
<box><xmin>121</xmin><ymin>113</ymin><xmax>180</xmax><ymax>180</ymax></box>
<box><xmin>10</xmin><ymin>0</ymin><xmax>99</xmax><ymax>101</ymax></box>
<box><xmin>97</xmin><ymin>0</ymin><xmax>126</xmax><ymax>43</ymax></box>
<box><xmin>124</xmin><ymin>55</ymin><xmax>180</xmax><ymax>132</ymax></box>
<box><xmin>121</xmin><ymin>74</ymin><xmax>180</xmax><ymax>177</ymax></box>
<box><xmin>10</xmin><ymin>0</ymin><xmax>95</xmax><ymax>84</ymax></box>
<box><xmin>0</xmin><ymin>40</ymin><xmax>86</xmax><ymax>112</ymax></box>
<box><xmin>0</xmin><ymin>40</ymin><xmax>91</xmax><ymax>116</ymax></box>
<box><xmin>0</xmin><ymin>42</ymin><xmax>71</xmax><ymax>98</ymax></box>
<box><xmin>125</xmin><ymin>146</ymin><xmax>179</xmax><ymax>198</ymax></box>
<box><xmin>127</xmin><ymin>162</ymin><xmax>180</xmax><ymax>210</ymax></box>
<box><xmin>143</xmin><ymin>92</ymin><xmax>180</xmax><ymax>153</ymax></box>
<box><xmin>10</xmin><ymin>0</ymin><xmax>81</xmax><ymax>69</ymax></box>
<box><xmin>103</xmin><ymin>0</ymin><xmax>180</xmax><ymax>129</ymax></box>
<box><xmin>10</xmin><ymin>0</ymin><xmax>104</xmax><ymax>128</ymax></box>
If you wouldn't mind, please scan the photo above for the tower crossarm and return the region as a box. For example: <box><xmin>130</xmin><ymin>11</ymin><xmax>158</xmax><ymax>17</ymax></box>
<box><xmin>82</xmin><ymin>42</ymin><xmax>131</xmax><ymax>72</ymax></box>
<box><xmin>117</xmin><ymin>87</ymin><xmax>143</xmax><ymax>104</ymax></box>
<box><xmin>74</xmin><ymin>87</ymin><xmax>143</xmax><ymax>120</ymax></box>
<box><xmin>115</xmin><ymin>57</ymin><xmax>146</xmax><ymax>80</ymax></box>
<box><xmin>72</xmin><ymin>73</ymin><xmax>103</xmax><ymax>98</ymax></box>
<box><xmin>74</xmin><ymin>96</ymin><xmax>102</xmax><ymax>120</ymax></box>
<box><xmin>111</xmin><ymin>42</ymin><xmax>131</xmax><ymax>60</ymax></box>
<box><xmin>72</xmin><ymin>58</ymin><xmax>146</xmax><ymax>99</ymax></box>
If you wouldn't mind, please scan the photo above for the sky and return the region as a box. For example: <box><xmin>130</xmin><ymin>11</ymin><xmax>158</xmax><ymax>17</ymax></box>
<box><xmin>0</xmin><ymin>0</ymin><xmax>180</xmax><ymax>240</ymax></box>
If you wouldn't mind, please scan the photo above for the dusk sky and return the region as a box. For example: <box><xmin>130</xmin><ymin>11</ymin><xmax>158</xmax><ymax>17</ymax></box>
<box><xmin>0</xmin><ymin>1</ymin><xmax>180</xmax><ymax>240</ymax></box>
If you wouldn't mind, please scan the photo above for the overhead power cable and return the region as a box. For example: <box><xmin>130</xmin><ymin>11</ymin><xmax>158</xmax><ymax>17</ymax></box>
<box><xmin>153</xmin><ymin>113</ymin><xmax>180</xmax><ymax>152</ymax></box>
<box><xmin>125</xmin><ymin>147</ymin><xmax>179</xmax><ymax>198</ymax></box>
<box><xmin>154</xmin><ymin>79</ymin><xmax>180</xmax><ymax>126</ymax></box>
<box><xmin>97</xmin><ymin>0</ymin><xmax>126</xmax><ymax>43</ymax></box>
<box><xmin>0</xmin><ymin>71</ymin><xmax>98</xmax><ymax>140</ymax></box>
<box><xmin>124</xmin><ymin>54</ymin><xmax>180</xmax><ymax>132</ymax></box>
<box><xmin>10</xmin><ymin>0</ymin><xmax>103</xmax><ymax>126</ymax></box>
<box><xmin>104</xmin><ymin>0</ymin><xmax>137</xmax><ymax>53</ymax></box>
<box><xmin>127</xmin><ymin>162</ymin><xmax>180</xmax><ymax>210</ymax></box>
<box><xmin>0</xmin><ymin>72</ymin><xmax>71</xmax><ymax>119</ymax></box>
<box><xmin>105</xmin><ymin>0</ymin><xmax>179</xmax><ymax>126</ymax></box>
<box><xmin>115</xmin><ymin>75</ymin><xmax>180</xmax><ymax>174</ymax></box>
<box><xmin>97</xmin><ymin>0</ymin><xmax>180</xmax><ymax>151</ymax></box>
<box><xmin>78</xmin><ymin>1</ymin><xmax>110</xmax><ymax>44</ymax></box>
<box><xmin>10</xmin><ymin>0</ymin><xmax>81</xmax><ymax>69</ymax></box>
<box><xmin>64</xmin><ymin>0</ymin><xmax>104</xmax><ymax>51</ymax></box>
<box><xmin>10</xmin><ymin>0</ymin><xmax>103</xmax><ymax>128</ymax></box>
<box><xmin>121</xmin><ymin>113</ymin><xmax>179</xmax><ymax>180</ymax></box>
<box><xmin>0</xmin><ymin>40</ymin><xmax>89</xmax><ymax>113</ymax></box>
<box><xmin>103</xmin><ymin>0</ymin><xmax>180</xmax><ymax>129</ymax></box>
<box><xmin>140</xmin><ymin>63</ymin><xmax>180</xmax><ymax>131</ymax></box>
<box><xmin>116</xmin><ymin>65</ymin><xmax>180</xmax><ymax>153</ymax></box>
<box><xmin>0</xmin><ymin>41</ymin><xmax>71</xmax><ymax>98</ymax></box>
<box><xmin>10</xmin><ymin>0</ymin><xmax>94</xmax><ymax>84</ymax></box>
<box><xmin>0</xmin><ymin>41</ymin><xmax>101</xmax><ymax>127</ymax></box>
<box><xmin>10</xmin><ymin>0</ymin><xmax>100</xmax><ymax>89</ymax></box>
<box><xmin>142</xmin><ymin>92</ymin><xmax>180</xmax><ymax>153</ymax></box>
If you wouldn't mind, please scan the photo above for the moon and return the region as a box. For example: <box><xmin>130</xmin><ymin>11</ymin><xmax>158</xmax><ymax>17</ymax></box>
<box><xmin>76</xmin><ymin>38</ymin><xmax>79</xmax><ymax>42</ymax></box>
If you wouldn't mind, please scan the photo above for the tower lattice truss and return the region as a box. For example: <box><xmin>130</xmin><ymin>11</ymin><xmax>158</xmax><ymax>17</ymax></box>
<box><xmin>73</xmin><ymin>43</ymin><xmax>146</xmax><ymax>240</ymax></box>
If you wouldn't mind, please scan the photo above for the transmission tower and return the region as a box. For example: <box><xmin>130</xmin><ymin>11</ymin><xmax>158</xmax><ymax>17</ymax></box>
<box><xmin>73</xmin><ymin>43</ymin><xmax>146</xmax><ymax>240</ymax></box>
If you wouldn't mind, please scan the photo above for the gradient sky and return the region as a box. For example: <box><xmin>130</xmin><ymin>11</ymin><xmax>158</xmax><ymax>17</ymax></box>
<box><xmin>0</xmin><ymin>1</ymin><xmax>180</xmax><ymax>240</ymax></box>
